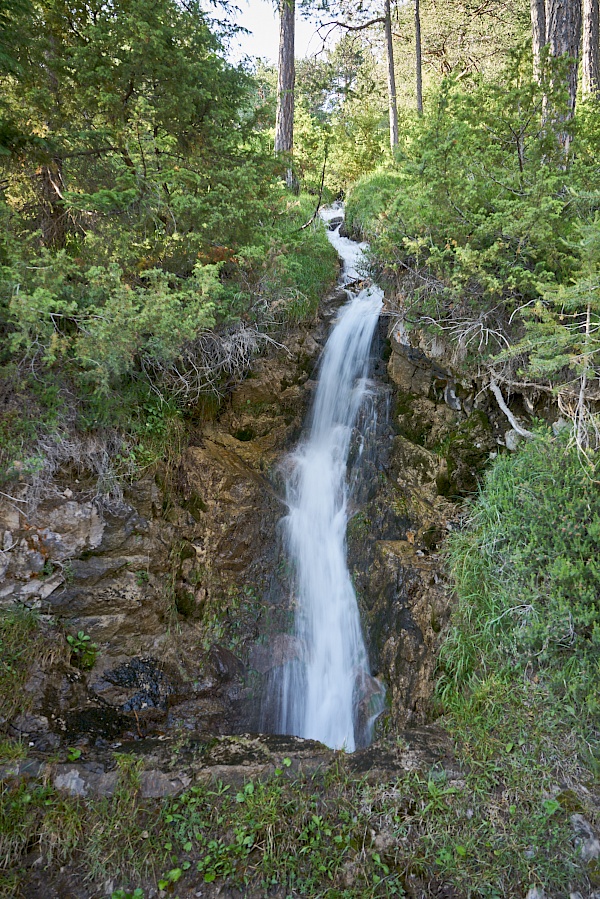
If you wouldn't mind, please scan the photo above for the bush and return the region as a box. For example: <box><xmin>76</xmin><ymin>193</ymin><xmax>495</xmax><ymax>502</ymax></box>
<box><xmin>346</xmin><ymin>52</ymin><xmax>600</xmax><ymax>373</ymax></box>
<box><xmin>345</xmin><ymin>169</ymin><xmax>405</xmax><ymax>240</ymax></box>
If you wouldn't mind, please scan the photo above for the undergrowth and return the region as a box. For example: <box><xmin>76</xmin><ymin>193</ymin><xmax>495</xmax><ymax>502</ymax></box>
<box><xmin>439</xmin><ymin>430</ymin><xmax>600</xmax><ymax>729</ymax></box>
<box><xmin>0</xmin><ymin>194</ymin><xmax>337</xmax><ymax>507</ymax></box>
<box><xmin>0</xmin><ymin>742</ymin><xmax>590</xmax><ymax>898</ymax></box>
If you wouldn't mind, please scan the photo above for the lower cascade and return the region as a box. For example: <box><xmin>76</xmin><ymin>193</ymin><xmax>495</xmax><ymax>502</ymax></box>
<box><xmin>275</xmin><ymin>208</ymin><xmax>386</xmax><ymax>751</ymax></box>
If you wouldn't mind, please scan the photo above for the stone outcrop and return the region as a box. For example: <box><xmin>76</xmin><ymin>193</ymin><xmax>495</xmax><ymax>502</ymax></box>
<box><xmin>0</xmin><ymin>279</ymin><xmax>503</xmax><ymax>750</ymax></box>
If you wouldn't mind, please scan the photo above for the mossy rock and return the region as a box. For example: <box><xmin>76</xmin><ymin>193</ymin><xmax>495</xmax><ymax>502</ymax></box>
<box><xmin>175</xmin><ymin>587</ymin><xmax>197</xmax><ymax>618</ymax></box>
<box><xmin>436</xmin><ymin>410</ymin><xmax>495</xmax><ymax>497</ymax></box>
<box><xmin>181</xmin><ymin>489</ymin><xmax>207</xmax><ymax>519</ymax></box>
<box><xmin>177</xmin><ymin>541</ymin><xmax>196</xmax><ymax>563</ymax></box>
<box><xmin>395</xmin><ymin>392</ymin><xmax>433</xmax><ymax>446</ymax></box>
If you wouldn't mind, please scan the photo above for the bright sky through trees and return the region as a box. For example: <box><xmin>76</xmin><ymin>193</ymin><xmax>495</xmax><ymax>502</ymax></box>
<box><xmin>231</xmin><ymin>0</ymin><xmax>323</xmax><ymax>61</ymax></box>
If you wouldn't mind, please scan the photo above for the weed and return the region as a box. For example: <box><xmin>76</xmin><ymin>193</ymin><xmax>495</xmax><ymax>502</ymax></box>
<box><xmin>66</xmin><ymin>629</ymin><xmax>99</xmax><ymax>670</ymax></box>
<box><xmin>135</xmin><ymin>570</ymin><xmax>150</xmax><ymax>587</ymax></box>
<box><xmin>0</xmin><ymin>739</ymin><xmax>25</xmax><ymax>762</ymax></box>
<box><xmin>83</xmin><ymin>755</ymin><xmax>161</xmax><ymax>886</ymax></box>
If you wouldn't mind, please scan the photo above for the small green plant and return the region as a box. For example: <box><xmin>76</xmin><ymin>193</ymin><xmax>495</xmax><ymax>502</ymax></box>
<box><xmin>62</xmin><ymin>562</ymin><xmax>75</xmax><ymax>585</ymax></box>
<box><xmin>66</xmin><ymin>630</ymin><xmax>99</xmax><ymax>670</ymax></box>
<box><xmin>135</xmin><ymin>570</ymin><xmax>150</xmax><ymax>587</ymax></box>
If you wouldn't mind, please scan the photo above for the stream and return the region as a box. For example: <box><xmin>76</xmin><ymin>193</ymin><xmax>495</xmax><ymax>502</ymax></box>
<box><xmin>273</xmin><ymin>206</ymin><xmax>386</xmax><ymax>751</ymax></box>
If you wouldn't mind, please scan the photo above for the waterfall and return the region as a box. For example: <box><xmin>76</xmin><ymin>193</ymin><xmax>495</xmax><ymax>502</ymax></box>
<box><xmin>275</xmin><ymin>207</ymin><xmax>386</xmax><ymax>751</ymax></box>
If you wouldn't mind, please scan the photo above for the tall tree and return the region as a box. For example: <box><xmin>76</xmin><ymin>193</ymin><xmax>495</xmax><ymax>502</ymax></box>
<box><xmin>275</xmin><ymin>0</ymin><xmax>296</xmax><ymax>186</ymax></box>
<box><xmin>583</xmin><ymin>0</ymin><xmax>600</xmax><ymax>95</ymax></box>
<box><xmin>546</xmin><ymin>0</ymin><xmax>582</xmax><ymax>117</ymax></box>
<box><xmin>415</xmin><ymin>0</ymin><xmax>423</xmax><ymax>115</ymax></box>
<box><xmin>306</xmin><ymin>0</ymin><xmax>399</xmax><ymax>148</ymax></box>
<box><xmin>529</xmin><ymin>0</ymin><xmax>583</xmax><ymax>143</ymax></box>
<box><xmin>530</xmin><ymin>0</ymin><xmax>546</xmax><ymax>78</ymax></box>
<box><xmin>384</xmin><ymin>0</ymin><xmax>398</xmax><ymax>146</ymax></box>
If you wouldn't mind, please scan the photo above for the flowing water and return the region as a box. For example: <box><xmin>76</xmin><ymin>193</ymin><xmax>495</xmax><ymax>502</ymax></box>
<box><xmin>275</xmin><ymin>206</ymin><xmax>386</xmax><ymax>751</ymax></box>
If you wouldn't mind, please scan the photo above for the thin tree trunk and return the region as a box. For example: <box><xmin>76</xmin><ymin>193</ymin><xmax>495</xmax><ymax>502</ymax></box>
<box><xmin>583</xmin><ymin>0</ymin><xmax>600</xmax><ymax>95</ymax></box>
<box><xmin>275</xmin><ymin>0</ymin><xmax>295</xmax><ymax>187</ymax></box>
<box><xmin>384</xmin><ymin>0</ymin><xmax>398</xmax><ymax>148</ymax></box>
<box><xmin>530</xmin><ymin>0</ymin><xmax>546</xmax><ymax>78</ymax></box>
<box><xmin>415</xmin><ymin>0</ymin><xmax>423</xmax><ymax>115</ymax></box>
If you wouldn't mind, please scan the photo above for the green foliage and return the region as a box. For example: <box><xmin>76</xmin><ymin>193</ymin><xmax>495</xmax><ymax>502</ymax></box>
<box><xmin>291</xmin><ymin>36</ymin><xmax>390</xmax><ymax>195</ymax></box>
<box><xmin>0</xmin><ymin>0</ymin><xmax>339</xmax><ymax>494</ymax></box>
<box><xmin>346</xmin><ymin>51</ymin><xmax>600</xmax><ymax>371</ymax></box>
<box><xmin>440</xmin><ymin>432</ymin><xmax>600</xmax><ymax>725</ymax></box>
<box><xmin>234</xmin><ymin>193</ymin><xmax>338</xmax><ymax>325</ymax></box>
<box><xmin>66</xmin><ymin>629</ymin><xmax>99</xmax><ymax>670</ymax></box>
<box><xmin>0</xmin><ymin>736</ymin><xmax>590</xmax><ymax>897</ymax></box>
<box><xmin>159</xmin><ymin>769</ymin><xmax>407</xmax><ymax>895</ymax></box>
<box><xmin>502</xmin><ymin>218</ymin><xmax>600</xmax><ymax>445</ymax></box>
<box><xmin>345</xmin><ymin>169</ymin><xmax>405</xmax><ymax>239</ymax></box>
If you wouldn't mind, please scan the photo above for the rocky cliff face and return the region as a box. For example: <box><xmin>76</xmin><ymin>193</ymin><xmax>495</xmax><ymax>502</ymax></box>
<box><xmin>0</xmin><ymin>282</ymin><xmax>502</xmax><ymax>750</ymax></box>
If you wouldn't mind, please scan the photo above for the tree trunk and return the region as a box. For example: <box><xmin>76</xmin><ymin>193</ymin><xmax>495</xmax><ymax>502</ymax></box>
<box><xmin>415</xmin><ymin>0</ymin><xmax>423</xmax><ymax>115</ymax></box>
<box><xmin>275</xmin><ymin>0</ymin><xmax>295</xmax><ymax>186</ymax></box>
<box><xmin>384</xmin><ymin>0</ymin><xmax>398</xmax><ymax>148</ymax></box>
<box><xmin>583</xmin><ymin>0</ymin><xmax>600</xmax><ymax>95</ymax></box>
<box><xmin>546</xmin><ymin>0</ymin><xmax>582</xmax><ymax>117</ymax></box>
<box><xmin>530</xmin><ymin>0</ymin><xmax>546</xmax><ymax>78</ymax></box>
<box><xmin>38</xmin><ymin>158</ymin><xmax>66</xmax><ymax>248</ymax></box>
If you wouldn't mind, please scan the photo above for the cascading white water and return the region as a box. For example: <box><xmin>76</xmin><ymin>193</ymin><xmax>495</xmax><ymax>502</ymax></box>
<box><xmin>276</xmin><ymin>208</ymin><xmax>386</xmax><ymax>751</ymax></box>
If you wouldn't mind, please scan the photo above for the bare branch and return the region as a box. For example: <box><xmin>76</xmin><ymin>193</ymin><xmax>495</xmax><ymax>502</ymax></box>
<box><xmin>489</xmin><ymin>378</ymin><xmax>535</xmax><ymax>438</ymax></box>
<box><xmin>316</xmin><ymin>16</ymin><xmax>385</xmax><ymax>35</ymax></box>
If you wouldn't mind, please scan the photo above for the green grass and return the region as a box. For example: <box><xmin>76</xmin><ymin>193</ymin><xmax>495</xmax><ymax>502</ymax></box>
<box><xmin>0</xmin><ymin>608</ymin><xmax>65</xmax><ymax>725</ymax></box>
<box><xmin>439</xmin><ymin>429</ymin><xmax>600</xmax><ymax>725</ymax></box>
<box><xmin>431</xmin><ymin>428</ymin><xmax>600</xmax><ymax>895</ymax></box>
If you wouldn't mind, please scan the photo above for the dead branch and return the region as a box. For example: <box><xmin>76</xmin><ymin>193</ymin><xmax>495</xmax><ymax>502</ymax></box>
<box><xmin>489</xmin><ymin>379</ymin><xmax>535</xmax><ymax>438</ymax></box>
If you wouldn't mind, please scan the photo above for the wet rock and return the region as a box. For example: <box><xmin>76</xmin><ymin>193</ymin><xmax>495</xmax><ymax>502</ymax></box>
<box><xmin>206</xmin><ymin>645</ymin><xmax>245</xmax><ymax>684</ymax></box>
<box><xmin>392</xmin><ymin>436</ymin><xmax>442</xmax><ymax>489</ymax></box>
<box><xmin>89</xmin><ymin>657</ymin><xmax>179</xmax><ymax>713</ymax></box>
<box><xmin>248</xmin><ymin>634</ymin><xmax>302</xmax><ymax>674</ymax></box>
<box><xmin>363</xmin><ymin>540</ymin><xmax>450</xmax><ymax>728</ymax></box>
<box><xmin>389</xmin><ymin>342</ymin><xmax>433</xmax><ymax>397</ymax></box>
<box><xmin>0</xmin><ymin>275</ymin><xmax>482</xmax><ymax>750</ymax></box>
